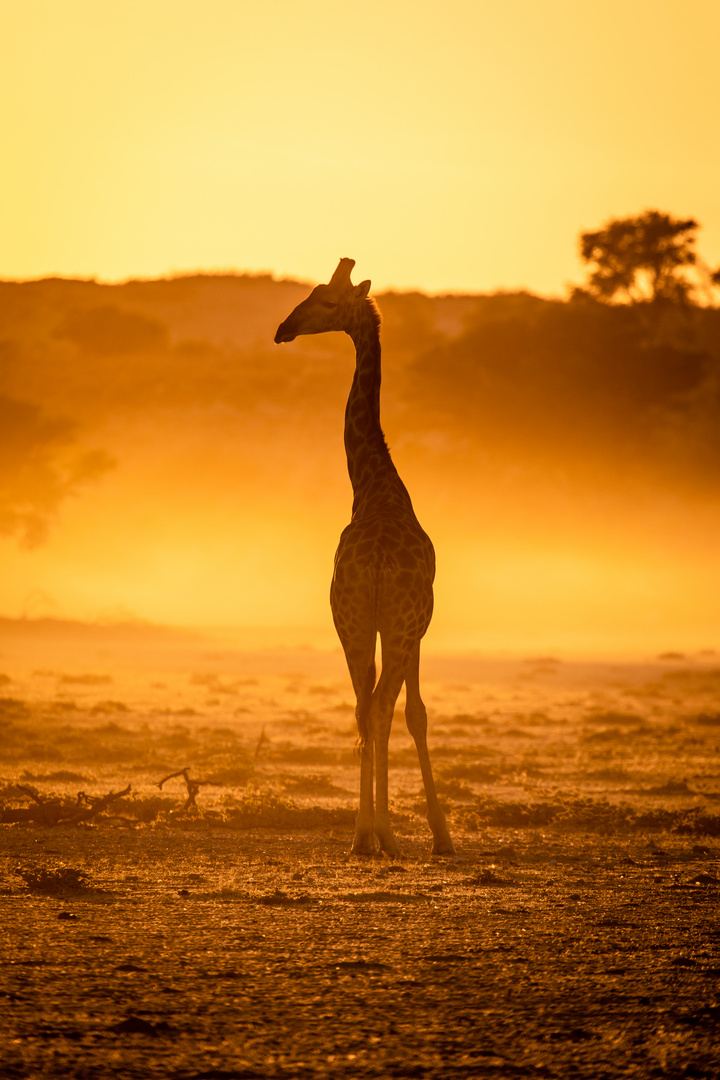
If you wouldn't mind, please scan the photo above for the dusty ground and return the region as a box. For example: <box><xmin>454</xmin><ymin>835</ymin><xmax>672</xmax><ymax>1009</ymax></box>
<box><xmin>1</xmin><ymin>622</ymin><xmax>719</xmax><ymax>1079</ymax></box>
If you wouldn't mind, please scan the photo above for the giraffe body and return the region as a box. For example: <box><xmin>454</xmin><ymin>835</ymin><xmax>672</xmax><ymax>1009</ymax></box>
<box><xmin>275</xmin><ymin>258</ymin><xmax>454</xmax><ymax>856</ymax></box>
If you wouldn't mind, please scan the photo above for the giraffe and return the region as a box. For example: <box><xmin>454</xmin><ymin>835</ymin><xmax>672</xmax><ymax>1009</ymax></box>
<box><xmin>274</xmin><ymin>258</ymin><xmax>455</xmax><ymax>857</ymax></box>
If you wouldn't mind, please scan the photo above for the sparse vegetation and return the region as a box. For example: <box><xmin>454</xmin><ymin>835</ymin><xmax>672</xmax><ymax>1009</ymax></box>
<box><xmin>1</xmin><ymin>637</ymin><xmax>719</xmax><ymax>1080</ymax></box>
<box><xmin>457</xmin><ymin>793</ymin><xmax>720</xmax><ymax>836</ymax></box>
<box><xmin>15</xmin><ymin>865</ymin><xmax>93</xmax><ymax>893</ymax></box>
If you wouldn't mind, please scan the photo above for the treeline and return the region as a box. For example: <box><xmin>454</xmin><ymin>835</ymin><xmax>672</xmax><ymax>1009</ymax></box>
<box><xmin>404</xmin><ymin>292</ymin><xmax>720</xmax><ymax>491</ymax></box>
<box><xmin>2</xmin><ymin>271</ymin><xmax>720</xmax><ymax>545</ymax></box>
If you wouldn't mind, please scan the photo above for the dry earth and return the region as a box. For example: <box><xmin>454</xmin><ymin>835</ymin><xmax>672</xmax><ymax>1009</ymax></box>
<box><xmin>1</xmin><ymin>623</ymin><xmax>719</xmax><ymax>1079</ymax></box>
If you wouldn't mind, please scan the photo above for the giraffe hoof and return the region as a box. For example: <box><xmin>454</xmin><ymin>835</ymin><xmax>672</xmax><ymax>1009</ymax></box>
<box><xmin>432</xmin><ymin>837</ymin><xmax>457</xmax><ymax>856</ymax></box>
<box><xmin>380</xmin><ymin>842</ymin><xmax>401</xmax><ymax>860</ymax></box>
<box><xmin>351</xmin><ymin>836</ymin><xmax>376</xmax><ymax>856</ymax></box>
<box><xmin>376</xmin><ymin>834</ymin><xmax>401</xmax><ymax>859</ymax></box>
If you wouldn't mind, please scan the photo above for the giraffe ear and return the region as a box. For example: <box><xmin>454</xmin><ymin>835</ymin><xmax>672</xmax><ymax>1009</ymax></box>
<box><xmin>355</xmin><ymin>280</ymin><xmax>371</xmax><ymax>298</ymax></box>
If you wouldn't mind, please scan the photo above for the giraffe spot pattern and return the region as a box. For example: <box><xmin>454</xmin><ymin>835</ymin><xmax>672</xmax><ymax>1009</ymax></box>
<box><xmin>274</xmin><ymin>262</ymin><xmax>455</xmax><ymax>856</ymax></box>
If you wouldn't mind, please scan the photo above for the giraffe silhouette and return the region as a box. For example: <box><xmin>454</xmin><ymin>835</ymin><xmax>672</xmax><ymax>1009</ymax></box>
<box><xmin>275</xmin><ymin>258</ymin><xmax>454</xmax><ymax>857</ymax></box>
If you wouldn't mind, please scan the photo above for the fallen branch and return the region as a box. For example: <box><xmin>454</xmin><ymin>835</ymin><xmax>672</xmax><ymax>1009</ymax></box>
<box><xmin>2</xmin><ymin>783</ymin><xmax>131</xmax><ymax>826</ymax></box>
<box><xmin>8</xmin><ymin>785</ymin><xmax>66</xmax><ymax>825</ymax></box>
<box><xmin>157</xmin><ymin>768</ymin><xmax>216</xmax><ymax>810</ymax></box>
<box><xmin>74</xmin><ymin>784</ymin><xmax>132</xmax><ymax>823</ymax></box>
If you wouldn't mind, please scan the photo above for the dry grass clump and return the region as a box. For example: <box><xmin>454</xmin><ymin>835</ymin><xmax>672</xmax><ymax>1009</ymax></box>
<box><xmin>455</xmin><ymin>793</ymin><xmax>720</xmax><ymax>835</ymax></box>
<box><xmin>15</xmin><ymin>865</ymin><xmax>93</xmax><ymax>894</ymax></box>
<box><xmin>220</xmin><ymin>790</ymin><xmax>355</xmax><ymax>831</ymax></box>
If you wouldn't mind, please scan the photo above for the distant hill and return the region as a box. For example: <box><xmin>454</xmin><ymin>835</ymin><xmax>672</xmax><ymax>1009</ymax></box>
<box><xmin>3</xmin><ymin>273</ymin><xmax>719</xmax><ymax>492</ymax></box>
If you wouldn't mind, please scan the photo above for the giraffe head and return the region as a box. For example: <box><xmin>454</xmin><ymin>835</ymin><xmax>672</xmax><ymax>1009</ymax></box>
<box><xmin>274</xmin><ymin>258</ymin><xmax>372</xmax><ymax>343</ymax></box>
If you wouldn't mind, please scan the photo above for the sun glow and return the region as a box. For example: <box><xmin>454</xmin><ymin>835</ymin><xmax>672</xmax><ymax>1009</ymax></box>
<box><xmin>2</xmin><ymin>1</ymin><xmax>719</xmax><ymax>293</ymax></box>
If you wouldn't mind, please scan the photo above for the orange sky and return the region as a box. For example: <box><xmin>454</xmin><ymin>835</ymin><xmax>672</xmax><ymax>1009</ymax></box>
<box><xmin>3</xmin><ymin>2</ymin><xmax>720</xmax><ymax>658</ymax></box>
<box><xmin>2</xmin><ymin>0</ymin><xmax>719</xmax><ymax>295</ymax></box>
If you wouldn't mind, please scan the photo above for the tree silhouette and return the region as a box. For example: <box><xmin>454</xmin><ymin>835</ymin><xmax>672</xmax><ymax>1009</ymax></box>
<box><xmin>0</xmin><ymin>395</ymin><xmax>114</xmax><ymax>547</ymax></box>
<box><xmin>578</xmin><ymin>210</ymin><xmax>713</xmax><ymax>305</ymax></box>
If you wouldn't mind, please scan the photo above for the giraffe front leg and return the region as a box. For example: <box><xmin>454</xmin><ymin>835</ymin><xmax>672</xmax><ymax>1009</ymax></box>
<box><xmin>373</xmin><ymin>731</ymin><xmax>401</xmax><ymax>859</ymax></box>
<box><xmin>370</xmin><ymin>673</ymin><xmax>402</xmax><ymax>858</ymax></box>
<box><xmin>351</xmin><ymin>737</ymin><xmax>376</xmax><ymax>855</ymax></box>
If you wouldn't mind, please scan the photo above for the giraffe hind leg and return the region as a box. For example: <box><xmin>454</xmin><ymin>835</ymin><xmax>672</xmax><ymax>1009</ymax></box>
<box><xmin>367</xmin><ymin>653</ymin><xmax>407</xmax><ymax>858</ymax></box>
<box><xmin>405</xmin><ymin>641</ymin><xmax>455</xmax><ymax>855</ymax></box>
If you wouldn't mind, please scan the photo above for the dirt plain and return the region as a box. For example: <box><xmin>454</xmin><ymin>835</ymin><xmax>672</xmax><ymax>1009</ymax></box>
<box><xmin>1</xmin><ymin>622</ymin><xmax>719</xmax><ymax>1079</ymax></box>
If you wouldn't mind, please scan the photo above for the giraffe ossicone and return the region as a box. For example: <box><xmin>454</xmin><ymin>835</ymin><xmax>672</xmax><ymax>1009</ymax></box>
<box><xmin>328</xmin><ymin>256</ymin><xmax>356</xmax><ymax>288</ymax></box>
<box><xmin>275</xmin><ymin>259</ymin><xmax>455</xmax><ymax>857</ymax></box>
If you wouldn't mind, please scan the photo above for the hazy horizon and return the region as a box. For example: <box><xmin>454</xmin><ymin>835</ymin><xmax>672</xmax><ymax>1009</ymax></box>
<box><xmin>3</xmin><ymin>273</ymin><xmax>720</xmax><ymax>659</ymax></box>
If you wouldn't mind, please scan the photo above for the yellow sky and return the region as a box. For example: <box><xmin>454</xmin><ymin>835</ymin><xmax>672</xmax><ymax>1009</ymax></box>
<box><xmin>2</xmin><ymin>0</ymin><xmax>719</xmax><ymax>295</ymax></box>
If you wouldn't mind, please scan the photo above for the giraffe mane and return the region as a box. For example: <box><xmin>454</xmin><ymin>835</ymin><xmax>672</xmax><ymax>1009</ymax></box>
<box><xmin>364</xmin><ymin>296</ymin><xmax>382</xmax><ymax>334</ymax></box>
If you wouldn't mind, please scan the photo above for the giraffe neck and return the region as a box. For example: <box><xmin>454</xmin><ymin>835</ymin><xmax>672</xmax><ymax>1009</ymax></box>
<box><xmin>344</xmin><ymin>302</ymin><xmax>414</xmax><ymax>520</ymax></box>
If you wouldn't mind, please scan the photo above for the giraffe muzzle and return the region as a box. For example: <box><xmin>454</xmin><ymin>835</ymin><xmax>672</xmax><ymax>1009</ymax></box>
<box><xmin>274</xmin><ymin>321</ymin><xmax>296</xmax><ymax>344</ymax></box>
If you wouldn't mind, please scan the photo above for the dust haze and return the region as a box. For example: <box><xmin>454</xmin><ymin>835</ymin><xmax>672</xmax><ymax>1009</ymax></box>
<box><xmin>2</xmin><ymin>274</ymin><xmax>720</xmax><ymax>656</ymax></box>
